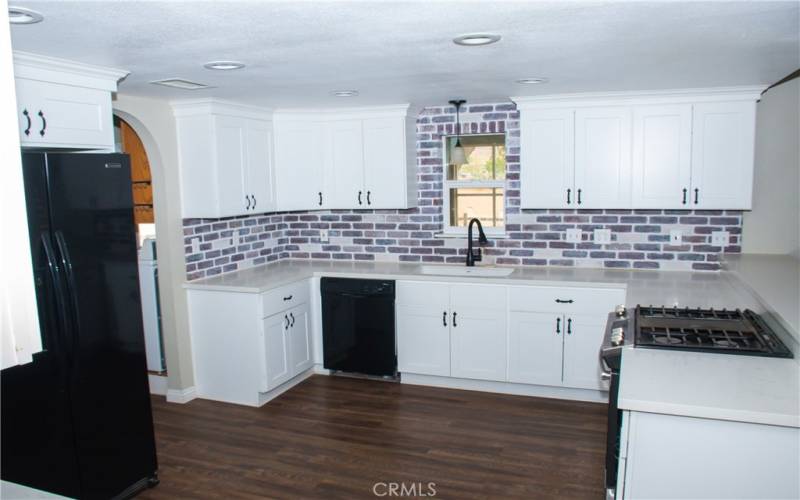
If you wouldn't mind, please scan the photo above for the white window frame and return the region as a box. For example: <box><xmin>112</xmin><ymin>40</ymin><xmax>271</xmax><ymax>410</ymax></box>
<box><xmin>441</xmin><ymin>133</ymin><xmax>506</xmax><ymax>236</ymax></box>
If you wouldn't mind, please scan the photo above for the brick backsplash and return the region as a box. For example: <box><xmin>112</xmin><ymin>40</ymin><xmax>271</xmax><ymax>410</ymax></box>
<box><xmin>183</xmin><ymin>102</ymin><xmax>743</xmax><ymax>280</ymax></box>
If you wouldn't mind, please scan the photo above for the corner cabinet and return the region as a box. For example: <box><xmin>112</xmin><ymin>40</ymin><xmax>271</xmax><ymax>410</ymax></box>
<box><xmin>187</xmin><ymin>280</ymin><xmax>313</xmax><ymax>407</ymax></box>
<box><xmin>13</xmin><ymin>51</ymin><xmax>128</xmax><ymax>150</ymax></box>
<box><xmin>514</xmin><ymin>88</ymin><xmax>762</xmax><ymax>210</ymax></box>
<box><xmin>173</xmin><ymin>100</ymin><xmax>276</xmax><ymax>218</ymax></box>
<box><xmin>273</xmin><ymin>105</ymin><xmax>417</xmax><ymax>211</ymax></box>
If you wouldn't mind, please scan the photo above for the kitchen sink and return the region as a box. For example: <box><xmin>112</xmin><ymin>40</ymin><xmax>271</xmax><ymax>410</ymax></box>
<box><xmin>418</xmin><ymin>265</ymin><xmax>515</xmax><ymax>277</ymax></box>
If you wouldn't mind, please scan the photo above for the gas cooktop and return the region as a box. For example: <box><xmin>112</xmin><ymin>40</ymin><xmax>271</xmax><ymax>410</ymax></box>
<box><xmin>634</xmin><ymin>306</ymin><xmax>793</xmax><ymax>358</ymax></box>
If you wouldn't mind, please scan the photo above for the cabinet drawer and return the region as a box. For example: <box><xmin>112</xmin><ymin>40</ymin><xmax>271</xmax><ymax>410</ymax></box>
<box><xmin>450</xmin><ymin>283</ymin><xmax>507</xmax><ymax>311</ymax></box>
<box><xmin>261</xmin><ymin>280</ymin><xmax>309</xmax><ymax>318</ymax></box>
<box><xmin>508</xmin><ymin>285</ymin><xmax>625</xmax><ymax>314</ymax></box>
<box><xmin>396</xmin><ymin>281</ymin><xmax>449</xmax><ymax>308</ymax></box>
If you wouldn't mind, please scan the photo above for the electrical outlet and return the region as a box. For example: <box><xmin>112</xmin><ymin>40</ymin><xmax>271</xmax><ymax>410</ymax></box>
<box><xmin>669</xmin><ymin>229</ymin><xmax>683</xmax><ymax>245</ymax></box>
<box><xmin>191</xmin><ymin>237</ymin><xmax>200</xmax><ymax>254</ymax></box>
<box><xmin>566</xmin><ymin>228</ymin><xmax>582</xmax><ymax>243</ymax></box>
<box><xmin>594</xmin><ymin>228</ymin><xmax>612</xmax><ymax>244</ymax></box>
<box><xmin>319</xmin><ymin>229</ymin><xmax>329</xmax><ymax>243</ymax></box>
<box><xmin>711</xmin><ymin>230</ymin><xmax>730</xmax><ymax>247</ymax></box>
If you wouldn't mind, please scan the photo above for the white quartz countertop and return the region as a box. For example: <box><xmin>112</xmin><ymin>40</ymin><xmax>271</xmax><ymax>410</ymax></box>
<box><xmin>183</xmin><ymin>259</ymin><xmax>757</xmax><ymax>309</ymax></box>
<box><xmin>619</xmin><ymin>346</ymin><xmax>800</xmax><ymax>428</ymax></box>
<box><xmin>722</xmin><ymin>253</ymin><xmax>800</xmax><ymax>340</ymax></box>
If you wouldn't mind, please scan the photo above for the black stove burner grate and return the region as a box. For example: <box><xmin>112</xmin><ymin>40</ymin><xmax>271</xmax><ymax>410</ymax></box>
<box><xmin>634</xmin><ymin>306</ymin><xmax>793</xmax><ymax>358</ymax></box>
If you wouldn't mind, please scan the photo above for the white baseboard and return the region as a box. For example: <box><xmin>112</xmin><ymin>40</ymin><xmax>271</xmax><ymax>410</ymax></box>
<box><xmin>147</xmin><ymin>374</ymin><xmax>168</xmax><ymax>396</ymax></box>
<box><xmin>166</xmin><ymin>386</ymin><xmax>197</xmax><ymax>404</ymax></box>
<box><xmin>256</xmin><ymin>368</ymin><xmax>316</xmax><ymax>406</ymax></box>
<box><xmin>401</xmin><ymin>373</ymin><xmax>608</xmax><ymax>403</ymax></box>
<box><xmin>313</xmin><ymin>364</ymin><xmax>331</xmax><ymax>375</ymax></box>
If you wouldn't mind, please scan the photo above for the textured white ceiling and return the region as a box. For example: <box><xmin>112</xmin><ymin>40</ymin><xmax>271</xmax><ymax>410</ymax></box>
<box><xmin>9</xmin><ymin>1</ymin><xmax>800</xmax><ymax>108</ymax></box>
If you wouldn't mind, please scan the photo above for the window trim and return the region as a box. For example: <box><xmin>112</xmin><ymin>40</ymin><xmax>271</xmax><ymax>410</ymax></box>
<box><xmin>441</xmin><ymin>133</ymin><xmax>507</xmax><ymax>236</ymax></box>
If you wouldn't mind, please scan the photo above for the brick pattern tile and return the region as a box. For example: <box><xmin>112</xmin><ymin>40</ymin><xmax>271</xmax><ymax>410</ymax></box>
<box><xmin>183</xmin><ymin>102</ymin><xmax>743</xmax><ymax>280</ymax></box>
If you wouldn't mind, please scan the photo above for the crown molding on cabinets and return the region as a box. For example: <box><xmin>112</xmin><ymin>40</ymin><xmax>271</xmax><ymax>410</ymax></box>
<box><xmin>512</xmin><ymin>86</ymin><xmax>766</xmax><ymax>109</ymax></box>
<box><xmin>170</xmin><ymin>98</ymin><xmax>274</xmax><ymax>121</ymax></box>
<box><xmin>13</xmin><ymin>51</ymin><xmax>129</xmax><ymax>92</ymax></box>
<box><xmin>274</xmin><ymin>104</ymin><xmax>415</xmax><ymax>121</ymax></box>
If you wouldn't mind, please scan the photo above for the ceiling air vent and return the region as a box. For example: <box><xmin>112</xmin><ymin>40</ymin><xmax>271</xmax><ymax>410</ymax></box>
<box><xmin>149</xmin><ymin>78</ymin><xmax>213</xmax><ymax>90</ymax></box>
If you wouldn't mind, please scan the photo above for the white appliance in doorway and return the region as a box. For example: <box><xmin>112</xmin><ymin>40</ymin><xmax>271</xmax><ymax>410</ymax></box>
<box><xmin>138</xmin><ymin>238</ymin><xmax>165</xmax><ymax>372</ymax></box>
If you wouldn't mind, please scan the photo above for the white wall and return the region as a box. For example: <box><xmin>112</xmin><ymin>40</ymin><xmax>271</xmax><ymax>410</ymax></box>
<box><xmin>743</xmin><ymin>79</ymin><xmax>800</xmax><ymax>256</ymax></box>
<box><xmin>113</xmin><ymin>95</ymin><xmax>195</xmax><ymax>394</ymax></box>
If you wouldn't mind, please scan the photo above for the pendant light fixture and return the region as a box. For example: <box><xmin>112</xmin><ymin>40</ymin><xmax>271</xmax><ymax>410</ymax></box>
<box><xmin>449</xmin><ymin>99</ymin><xmax>467</xmax><ymax>166</ymax></box>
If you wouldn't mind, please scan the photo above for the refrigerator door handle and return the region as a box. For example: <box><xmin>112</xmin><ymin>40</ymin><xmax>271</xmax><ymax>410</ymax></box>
<box><xmin>55</xmin><ymin>231</ymin><xmax>81</xmax><ymax>353</ymax></box>
<box><xmin>41</xmin><ymin>233</ymin><xmax>71</xmax><ymax>355</ymax></box>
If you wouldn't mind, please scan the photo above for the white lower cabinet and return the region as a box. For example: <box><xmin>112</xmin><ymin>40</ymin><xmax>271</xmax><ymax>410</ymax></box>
<box><xmin>508</xmin><ymin>311</ymin><xmax>563</xmax><ymax>386</ymax></box>
<box><xmin>287</xmin><ymin>303</ymin><xmax>313</xmax><ymax>374</ymax></box>
<box><xmin>450</xmin><ymin>307</ymin><xmax>507</xmax><ymax>382</ymax></box>
<box><xmin>396</xmin><ymin>304</ymin><xmax>451</xmax><ymax>376</ymax></box>
<box><xmin>262</xmin><ymin>312</ymin><xmax>292</xmax><ymax>390</ymax></box>
<box><xmin>562</xmin><ymin>314</ymin><xmax>608</xmax><ymax>390</ymax></box>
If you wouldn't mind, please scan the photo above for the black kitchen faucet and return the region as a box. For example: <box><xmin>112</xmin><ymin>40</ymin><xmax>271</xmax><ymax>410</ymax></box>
<box><xmin>466</xmin><ymin>218</ymin><xmax>488</xmax><ymax>267</ymax></box>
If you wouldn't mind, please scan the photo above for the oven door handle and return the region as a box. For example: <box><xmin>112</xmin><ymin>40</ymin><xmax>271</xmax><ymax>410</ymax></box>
<box><xmin>601</xmin><ymin>370</ymin><xmax>612</xmax><ymax>381</ymax></box>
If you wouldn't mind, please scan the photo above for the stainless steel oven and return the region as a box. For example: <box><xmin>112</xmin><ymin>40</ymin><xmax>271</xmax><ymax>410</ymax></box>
<box><xmin>600</xmin><ymin>305</ymin><xmax>630</xmax><ymax>500</ymax></box>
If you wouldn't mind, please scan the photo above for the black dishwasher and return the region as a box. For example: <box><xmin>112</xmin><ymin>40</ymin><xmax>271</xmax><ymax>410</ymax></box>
<box><xmin>321</xmin><ymin>278</ymin><xmax>396</xmax><ymax>377</ymax></box>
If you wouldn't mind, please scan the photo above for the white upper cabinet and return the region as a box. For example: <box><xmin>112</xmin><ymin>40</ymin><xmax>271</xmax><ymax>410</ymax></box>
<box><xmin>690</xmin><ymin>101</ymin><xmax>756</xmax><ymax>209</ymax></box>
<box><xmin>519</xmin><ymin>109</ymin><xmax>575</xmax><ymax>209</ymax></box>
<box><xmin>13</xmin><ymin>52</ymin><xmax>128</xmax><ymax>150</ymax></box>
<box><xmin>574</xmin><ymin>107</ymin><xmax>632</xmax><ymax>208</ymax></box>
<box><xmin>174</xmin><ymin>100</ymin><xmax>275</xmax><ymax>218</ymax></box>
<box><xmin>514</xmin><ymin>88</ymin><xmax>762</xmax><ymax>210</ymax></box>
<box><xmin>273</xmin><ymin>105</ymin><xmax>417</xmax><ymax>212</ymax></box>
<box><xmin>632</xmin><ymin>104</ymin><xmax>693</xmax><ymax>208</ymax></box>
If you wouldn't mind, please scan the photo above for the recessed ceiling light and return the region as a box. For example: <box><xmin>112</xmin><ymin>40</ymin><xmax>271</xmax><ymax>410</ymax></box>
<box><xmin>330</xmin><ymin>90</ymin><xmax>359</xmax><ymax>97</ymax></box>
<box><xmin>203</xmin><ymin>61</ymin><xmax>246</xmax><ymax>71</ymax></box>
<box><xmin>8</xmin><ymin>6</ymin><xmax>43</xmax><ymax>24</ymax></box>
<box><xmin>453</xmin><ymin>33</ymin><xmax>501</xmax><ymax>46</ymax></box>
<box><xmin>516</xmin><ymin>77</ymin><xmax>549</xmax><ymax>84</ymax></box>
<box><xmin>150</xmin><ymin>78</ymin><xmax>213</xmax><ymax>90</ymax></box>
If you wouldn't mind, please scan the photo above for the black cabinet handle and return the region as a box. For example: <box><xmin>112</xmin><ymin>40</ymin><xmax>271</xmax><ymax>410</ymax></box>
<box><xmin>358</xmin><ymin>190</ymin><xmax>363</xmax><ymax>205</ymax></box>
<box><xmin>567</xmin><ymin>318</ymin><xmax>572</xmax><ymax>335</ymax></box>
<box><xmin>694</xmin><ymin>188</ymin><xmax>699</xmax><ymax>205</ymax></box>
<box><xmin>253</xmin><ymin>195</ymin><xmax>257</xmax><ymax>210</ymax></box>
<box><xmin>556</xmin><ymin>317</ymin><xmax>561</xmax><ymax>334</ymax></box>
<box><xmin>577</xmin><ymin>189</ymin><xmax>582</xmax><ymax>205</ymax></box>
<box><xmin>245</xmin><ymin>195</ymin><xmax>251</xmax><ymax>210</ymax></box>
<box><xmin>566</xmin><ymin>188</ymin><xmax>571</xmax><ymax>204</ymax></box>
<box><xmin>284</xmin><ymin>314</ymin><xmax>289</xmax><ymax>329</ymax></box>
<box><xmin>318</xmin><ymin>192</ymin><xmax>323</xmax><ymax>206</ymax></box>
<box><xmin>682</xmin><ymin>188</ymin><xmax>688</xmax><ymax>205</ymax></box>
<box><xmin>452</xmin><ymin>312</ymin><xmax>457</xmax><ymax>327</ymax></box>
<box><xmin>283</xmin><ymin>295</ymin><xmax>293</xmax><ymax>301</ymax></box>
<box><xmin>38</xmin><ymin>110</ymin><xmax>46</xmax><ymax>137</ymax></box>
<box><xmin>367</xmin><ymin>191</ymin><xmax>372</xmax><ymax>205</ymax></box>
<box><xmin>442</xmin><ymin>311</ymin><xmax>447</xmax><ymax>327</ymax></box>
<box><xmin>22</xmin><ymin>109</ymin><xmax>31</xmax><ymax>136</ymax></box>
<box><xmin>289</xmin><ymin>313</ymin><xmax>295</xmax><ymax>327</ymax></box>
<box><xmin>555</xmin><ymin>299</ymin><xmax>574</xmax><ymax>304</ymax></box>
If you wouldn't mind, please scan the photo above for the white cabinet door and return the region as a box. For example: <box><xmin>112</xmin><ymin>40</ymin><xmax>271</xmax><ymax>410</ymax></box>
<box><xmin>396</xmin><ymin>304</ymin><xmax>451</xmax><ymax>376</ymax></box>
<box><xmin>214</xmin><ymin>115</ymin><xmax>248</xmax><ymax>217</ymax></box>
<box><xmin>16</xmin><ymin>79</ymin><xmax>113</xmax><ymax>149</ymax></box>
<box><xmin>245</xmin><ymin>118</ymin><xmax>276</xmax><ymax>213</ymax></box>
<box><xmin>262</xmin><ymin>312</ymin><xmax>292</xmax><ymax>391</ymax></box>
<box><xmin>574</xmin><ymin>107</ymin><xmax>632</xmax><ymax>208</ymax></box>
<box><xmin>690</xmin><ymin>101</ymin><xmax>756</xmax><ymax>209</ymax></box>
<box><xmin>450</xmin><ymin>308</ymin><xmax>507</xmax><ymax>382</ymax></box>
<box><xmin>631</xmin><ymin>105</ymin><xmax>692</xmax><ymax>208</ymax></box>
<box><xmin>327</xmin><ymin>119</ymin><xmax>364</xmax><ymax>208</ymax></box>
<box><xmin>288</xmin><ymin>303</ymin><xmax>313</xmax><ymax>375</ymax></box>
<box><xmin>562</xmin><ymin>314</ymin><xmax>606</xmax><ymax>391</ymax></box>
<box><xmin>274</xmin><ymin>120</ymin><xmax>326</xmax><ymax>210</ymax></box>
<box><xmin>363</xmin><ymin>117</ymin><xmax>408</xmax><ymax>209</ymax></box>
<box><xmin>508</xmin><ymin>312</ymin><xmax>564</xmax><ymax>387</ymax></box>
<box><xmin>519</xmin><ymin>109</ymin><xmax>575</xmax><ymax>208</ymax></box>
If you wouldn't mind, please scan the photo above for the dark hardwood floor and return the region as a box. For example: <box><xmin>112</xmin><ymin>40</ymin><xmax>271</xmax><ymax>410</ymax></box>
<box><xmin>139</xmin><ymin>376</ymin><xmax>607</xmax><ymax>499</ymax></box>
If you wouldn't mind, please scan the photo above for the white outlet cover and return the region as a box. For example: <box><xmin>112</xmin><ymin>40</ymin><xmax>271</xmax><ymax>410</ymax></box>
<box><xmin>566</xmin><ymin>228</ymin><xmax>582</xmax><ymax>243</ymax></box>
<box><xmin>191</xmin><ymin>237</ymin><xmax>200</xmax><ymax>254</ymax></box>
<box><xmin>594</xmin><ymin>228</ymin><xmax>612</xmax><ymax>244</ymax></box>
<box><xmin>319</xmin><ymin>229</ymin><xmax>329</xmax><ymax>243</ymax></box>
<box><xmin>711</xmin><ymin>230</ymin><xmax>730</xmax><ymax>247</ymax></box>
<box><xmin>669</xmin><ymin>229</ymin><xmax>683</xmax><ymax>244</ymax></box>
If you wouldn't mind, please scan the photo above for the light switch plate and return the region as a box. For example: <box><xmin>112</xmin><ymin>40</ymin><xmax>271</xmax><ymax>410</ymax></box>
<box><xmin>669</xmin><ymin>229</ymin><xmax>683</xmax><ymax>244</ymax></box>
<box><xmin>594</xmin><ymin>228</ymin><xmax>612</xmax><ymax>244</ymax></box>
<box><xmin>319</xmin><ymin>229</ymin><xmax>330</xmax><ymax>243</ymax></box>
<box><xmin>711</xmin><ymin>230</ymin><xmax>730</xmax><ymax>247</ymax></box>
<box><xmin>566</xmin><ymin>228</ymin><xmax>582</xmax><ymax>243</ymax></box>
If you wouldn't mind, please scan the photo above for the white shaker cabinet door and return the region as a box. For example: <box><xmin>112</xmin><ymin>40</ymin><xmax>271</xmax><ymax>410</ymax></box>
<box><xmin>561</xmin><ymin>314</ymin><xmax>607</xmax><ymax>391</ymax></box>
<box><xmin>261</xmin><ymin>312</ymin><xmax>292</xmax><ymax>391</ymax></box>
<box><xmin>396</xmin><ymin>304</ymin><xmax>451</xmax><ymax>377</ymax></box>
<box><xmin>631</xmin><ymin>104</ymin><xmax>692</xmax><ymax>208</ymax></box>
<box><xmin>327</xmin><ymin>119</ymin><xmax>365</xmax><ymax>209</ymax></box>
<box><xmin>214</xmin><ymin>115</ymin><xmax>248</xmax><ymax>217</ymax></box>
<box><xmin>519</xmin><ymin>109</ymin><xmax>575</xmax><ymax>209</ymax></box>
<box><xmin>508</xmin><ymin>311</ymin><xmax>564</xmax><ymax>387</ymax></box>
<box><xmin>449</xmin><ymin>308</ymin><xmax>507</xmax><ymax>382</ymax></box>
<box><xmin>288</xmin><ymin>302</ymin><xmax>313</xmax><ymax>375</ymax></box>
<box><xmin>574</xmin><ymin>107</ymin><xmax>632</xmax><ymax>208</ymax></box>
<box><xmin>274</xmin><ymin>120</ymin><xmax>326</xmax><ymax>210</ymax></box>
<box><xmin>363</xmin><ymin>117</ymin><xmax>408</xmax><ymax>209</ymax></box>
<box><xmin>690</xmin><ymin>101</ymin><xmax>756</xmax><ymax>209</ymax></box>
<box><xmin>245</xmin><ymin>118</ymin><xmax>276</xmax><ymax>213</ymax></box>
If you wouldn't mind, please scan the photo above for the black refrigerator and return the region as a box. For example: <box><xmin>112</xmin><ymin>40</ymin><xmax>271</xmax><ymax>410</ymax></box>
<box><xmin>1</xmin><ymin>152</ymin><xmax>159</xmax><ymax>499</ymax></box>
